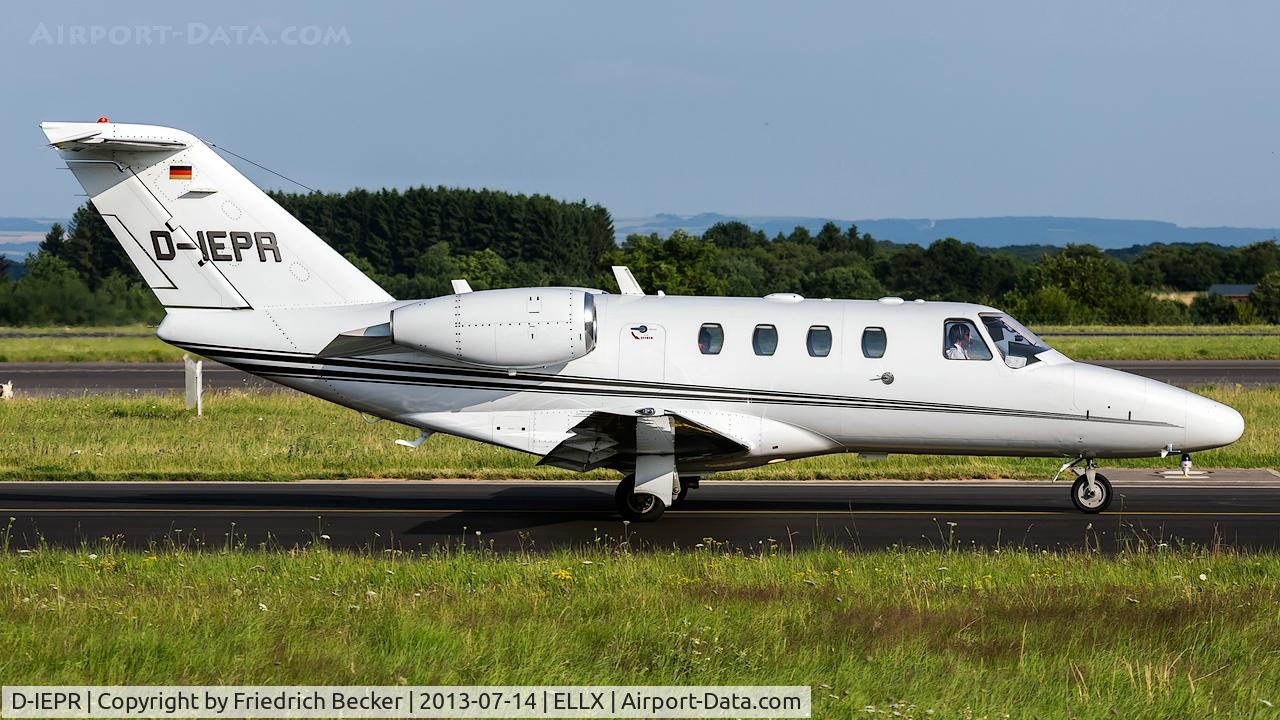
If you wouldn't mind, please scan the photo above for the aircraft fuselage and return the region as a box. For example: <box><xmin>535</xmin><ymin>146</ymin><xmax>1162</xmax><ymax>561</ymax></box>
<box><xmin>158</xmin><ymin>292</ymin><xmax>1243</xmax><ymax>475</ymax></box>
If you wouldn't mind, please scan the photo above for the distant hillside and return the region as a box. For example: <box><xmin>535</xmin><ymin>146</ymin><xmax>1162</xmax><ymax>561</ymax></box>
<box><xmin>0</xmin><ymin>217</ymin><xmax>62</xmax><ymax>233</ymax></box>
<box><xmin>7</xmin><ymin>212</ymin><xmax>1280</xmax><ymax>263</ymax></box>
<box><xmin>614</xmin><ymin>213</ymin><xmax>1280</xmax><ymax>249</ymax></box>
<box><xmin>0</xmin><ymin>217</ymin><xmax>62</xmax><ymax>260</ymax></box>
<box><xmin>0</xmin><ymin>240</ymin><xmax>42</xmax><ymax>260</ymax></box>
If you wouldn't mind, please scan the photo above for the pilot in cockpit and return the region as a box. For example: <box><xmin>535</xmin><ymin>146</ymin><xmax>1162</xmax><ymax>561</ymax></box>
<box><xmin>945</xmin><ymin>323</ymin><xmax>973</xmax><ymax>360</ymax></box>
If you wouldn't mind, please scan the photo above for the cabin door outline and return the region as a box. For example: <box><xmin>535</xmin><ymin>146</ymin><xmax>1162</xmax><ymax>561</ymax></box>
<box><xmin>618</xmin><ymin>323</ymin><xmax>666</xmax><ymax>382</ymax></box>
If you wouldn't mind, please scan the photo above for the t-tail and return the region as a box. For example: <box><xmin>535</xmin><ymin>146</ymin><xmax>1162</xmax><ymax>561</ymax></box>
<box><xmin>40</xmin><ymin>120</ymin><xmax>391</xmax><ymax>310</ymax></box>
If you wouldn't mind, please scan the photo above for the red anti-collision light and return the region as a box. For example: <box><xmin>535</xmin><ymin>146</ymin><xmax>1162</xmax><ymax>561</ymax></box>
<box><xmin>96</xmin><ymin>117</ymin><xmax>109</xmax><ymax>123</ymax></box>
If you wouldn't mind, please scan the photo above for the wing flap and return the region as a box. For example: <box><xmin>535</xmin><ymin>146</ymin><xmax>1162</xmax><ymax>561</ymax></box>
<box><xmin>538</xmin><ymin>411</ymin><xmax>633</xmax><ymax>471</ymax></box>
<box><xmin>537</xmin><ymin>409</ymin><xmax>752</xmax><ymax>472</ymax></box>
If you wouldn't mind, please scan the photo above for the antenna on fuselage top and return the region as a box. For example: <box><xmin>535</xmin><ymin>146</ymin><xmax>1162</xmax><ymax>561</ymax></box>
<box><xmin>612</xmin><ymin>266</ymin><xmax>644</xmax><ymax>295</ymax></box>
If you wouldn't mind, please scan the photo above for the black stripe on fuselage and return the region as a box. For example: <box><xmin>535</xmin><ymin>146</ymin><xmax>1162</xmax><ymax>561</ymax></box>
<box><xmin>178</xmin><ymin>341</ymin><xmax>1062</xmax><ymax>416</ymax></box>
<box><xmin>177</xmin><ymin>341</ymin><xmax>1179</xmax><ymax>428</ymax></box>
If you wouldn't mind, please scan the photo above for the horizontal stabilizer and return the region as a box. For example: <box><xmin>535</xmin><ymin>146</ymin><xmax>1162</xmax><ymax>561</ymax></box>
<box><xmin>44</xmin><ymin>124</ymin><xmax>188</xmax><ymax>151</ymax></box>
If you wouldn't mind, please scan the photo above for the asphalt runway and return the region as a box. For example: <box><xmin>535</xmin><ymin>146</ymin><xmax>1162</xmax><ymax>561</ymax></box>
<box><xmin>0</xmin><ymin>361</ymin><xmax>276</xmax><ymax>395</ymax></box>
<box><xmin>1101</xmin><ymin>360</ymin><xmax>1280</xmax><ymax>386</ymax></box>
<box><xmin>3</xmin><ymin>471</ymin><xmax>1278</xmax><ymax>552</ymax></box>
<box><xmin>2</xmin><ymin>359</ymin><xmax>1280</xmax><ymax>396</ymax></box>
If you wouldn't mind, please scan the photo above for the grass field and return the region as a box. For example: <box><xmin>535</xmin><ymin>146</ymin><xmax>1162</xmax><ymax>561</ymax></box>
<box><xmin>1</xmin><ymin>544</ymin><xmax>1276</xmax><ymax>717</ymax></box>
<box><xmin>3</xmin><ymin>325</ymin><xmax>1279</xmax><ymax>362</ymax></box>
<box><xmin>0</xmin><ymin>324</ymin><xmax>181</xmax><ymax>362</ymax></box>
<box><xmin>0</xmin><ymin>335</ymin><xmax>185</xmax><ymax>362</ymax></box>
<box><xmin>0</xmin><ymin>386</ymin><xmax>1274</xmax><ymax>481</ymax></box>
<box><xmin>1034</xmin><ymin>325</ymin><xmax>1280</xmax><ymax>335</ymax></box>
<box><xmin>0</xmin><ymin>324</ymin><xmax>156</xmax><ymax>336</ymax></box>
<box><xmin>1042</xmin><ymin>334</ymin><xmax>1280</xmax><ymax>361</ymax></box>
<box><xmin>2</xmin><ymin>335</ymin><xmax>1276</xmax><ymax>717</ymax></box>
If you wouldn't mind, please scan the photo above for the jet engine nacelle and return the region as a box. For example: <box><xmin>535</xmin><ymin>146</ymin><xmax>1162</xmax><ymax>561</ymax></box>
<box><xmin>390</xmin><ymin>287</ymin><xmax>597</xmax><ymax>368</ymax></box>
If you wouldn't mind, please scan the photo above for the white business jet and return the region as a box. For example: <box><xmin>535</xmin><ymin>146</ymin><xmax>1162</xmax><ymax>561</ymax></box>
<box><xmin>40</xmin><ymin>120</ymin><xmax>1245</xmax><ymax>520</ymax></box>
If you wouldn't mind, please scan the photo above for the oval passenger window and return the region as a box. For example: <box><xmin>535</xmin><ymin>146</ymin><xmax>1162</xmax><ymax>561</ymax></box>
<box><xmin>753</xmin><ymin>324</ymin><xmax>778</xmax><ymax>356</ymax></box>
<box><xmin>698</xmin><ymin>323</ymin><xmax>724</xmax><ymax>355</ymax></box>
<box><xmin>862</xmin><ymin>327</ymin><xmax>887</xmax><ymax>358</ymax></box>
<box><xmin>807</xmin><ymin>326</ymin><xmax>832</xmax><ymax>357</ymax></box>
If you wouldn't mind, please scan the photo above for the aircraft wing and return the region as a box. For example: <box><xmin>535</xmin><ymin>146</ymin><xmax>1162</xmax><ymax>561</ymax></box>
<box><xmin>537</xmin><ymin>410</ymin><xmax>754</xmax><ymax>472</ymax></box>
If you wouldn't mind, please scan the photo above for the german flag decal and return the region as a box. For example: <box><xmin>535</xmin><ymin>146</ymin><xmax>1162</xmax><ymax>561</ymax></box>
<box><xmin>169</xmin><ymin>165</ymin><xmax>193</xmax><ymax>181</ymax></box>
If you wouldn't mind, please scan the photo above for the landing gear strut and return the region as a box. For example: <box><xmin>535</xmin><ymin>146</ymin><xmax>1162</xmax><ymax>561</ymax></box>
<box><xmin>1057</xmin><ymin>458</ymin><xmax>1112</xmax><ymax>513</ymax></box>
<box><xmin>671</xmin><ymin>476</ymin><xmax>698</xmax><ymax>507</ymax></box>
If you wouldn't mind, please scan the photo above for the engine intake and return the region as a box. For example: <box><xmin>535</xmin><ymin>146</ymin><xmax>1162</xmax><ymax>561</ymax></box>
<box><xmin>390</xmin><ymin>287</ymin><xmax>597</xmax><ymax>368</ymax></box>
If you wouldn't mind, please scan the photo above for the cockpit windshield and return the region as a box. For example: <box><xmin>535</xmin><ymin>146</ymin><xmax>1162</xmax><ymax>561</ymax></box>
<box><xmin>979</xmin><ymin>313</ymin><xmax>1052</xmax><ymax>368</ymax></box>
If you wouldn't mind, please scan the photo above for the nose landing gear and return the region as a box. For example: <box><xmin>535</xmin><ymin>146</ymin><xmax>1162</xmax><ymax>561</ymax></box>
<box><xmin>1070</xmin><ymin>466</ymin><xmax>1112</xmax><ymax>513</ymax></box>
<box><xmin>1054</xmin><ymin>457</ymin><xmax>1113</xmax><ymax>513</ymax></box>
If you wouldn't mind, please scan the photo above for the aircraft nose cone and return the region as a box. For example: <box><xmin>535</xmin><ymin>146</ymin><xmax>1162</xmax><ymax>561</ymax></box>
<box><xmin>1184</xmin><ymin>395</ymin><xmax>1245</xmax><ymax>450</ymax></box>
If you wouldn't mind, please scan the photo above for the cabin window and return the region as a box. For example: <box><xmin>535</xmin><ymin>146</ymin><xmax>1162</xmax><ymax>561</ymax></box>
<box><xmin>752</xmin><ymin>324</ymin><xmax>778</xmax><ymax>356</ymax></box>
<box><xmin>806</xmin><ymin>326</ymin><xmax>832</xmax><ymax>357</ymax></box>
<box><xmin>943</xmin><ymin>319</ymin><xmax>993</xmax><ymax>361</ymax></box>
<box><xmin>861</xmin><ymin>327</ymin><xmax>887</xmax><ymax>358</ymax></box>
<box><xmin>697</xmin><ymin>323</ymin><xmax>724</xmax><ymax>355</ymax></box>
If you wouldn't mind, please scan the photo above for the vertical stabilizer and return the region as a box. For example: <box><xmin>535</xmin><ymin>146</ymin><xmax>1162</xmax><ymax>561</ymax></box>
<box><xmin>41</xmin><ymin>120</ymin><xmax>392</xmax><ymax>310</ymax></box>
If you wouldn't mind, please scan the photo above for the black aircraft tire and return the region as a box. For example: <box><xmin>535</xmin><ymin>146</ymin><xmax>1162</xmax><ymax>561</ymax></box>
<box><xmin>1070</xmin><ymin>473</ymin><xmax>1113</xmax><ymax>513</ymax></box>
<box><xmin>615</xmin><ymin>475</ymin><xmax>666</xmax><ymax>522</ymax></box>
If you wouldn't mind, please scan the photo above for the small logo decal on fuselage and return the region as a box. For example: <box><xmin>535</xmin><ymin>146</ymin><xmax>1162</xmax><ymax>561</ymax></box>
<box><xmin>630</xmin><ymin>325</ymin><xmax>653</xmax><ymax>340</ymax></box>
<box><xmin>150</xmin><ymin>230</ymin><xmax>282</xmax><ymax>263</ymax></box>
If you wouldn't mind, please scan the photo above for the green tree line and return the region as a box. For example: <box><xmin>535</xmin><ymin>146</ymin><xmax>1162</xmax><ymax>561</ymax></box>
<box><xmin>4</xmin><ymin>189</ymin><xmax>1280</xmax><ymax>325</ymax></box>
<box><xmin>603</xmin><ymin>222</ymin><xmax>1280</xmax><ymax>325</ymax></box>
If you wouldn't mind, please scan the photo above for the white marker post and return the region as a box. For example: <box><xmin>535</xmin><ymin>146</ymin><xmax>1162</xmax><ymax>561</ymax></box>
<box><xmin>184</xmin><ymin>354</ymin><xmax>203</xmax><ymax>416</ymax></box>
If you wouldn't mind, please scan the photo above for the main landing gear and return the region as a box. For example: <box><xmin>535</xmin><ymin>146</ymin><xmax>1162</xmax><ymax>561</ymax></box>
<box><xmin>1054</xmin><ymin>457</ymin><xmax>1113</xmax><ymax>513</ymax></box>
<box><xmin>615</xmin><ymin>474</ymin><xmax>698</xmax><ymax>522</ymax></box>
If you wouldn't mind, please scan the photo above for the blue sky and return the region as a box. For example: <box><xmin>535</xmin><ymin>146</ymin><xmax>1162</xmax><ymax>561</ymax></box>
<box><xmin>5</xmin><ymin>1</ymin><xmax>1280</xmax><ymax>226</ymax></box>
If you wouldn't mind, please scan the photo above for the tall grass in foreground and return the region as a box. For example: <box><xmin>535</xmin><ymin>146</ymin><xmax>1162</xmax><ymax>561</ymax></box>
<box><xmin>0</xmin><ymin>386</ymin><xmax>1276</xmax><ymax>481</ymax></box>
<box><xmin>0</xmin><ymin>541</ymin><xmax>1277</xmax><ymax>718</ymax></box>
